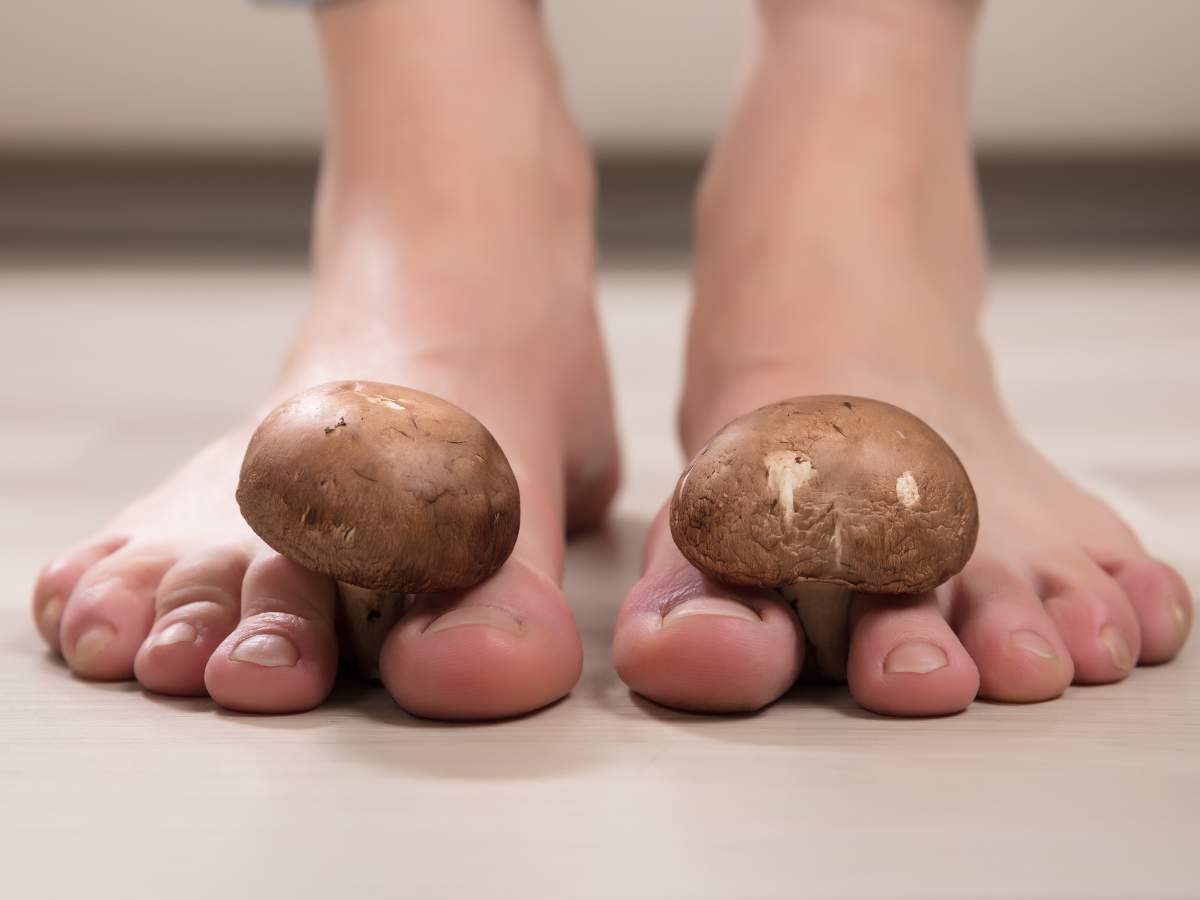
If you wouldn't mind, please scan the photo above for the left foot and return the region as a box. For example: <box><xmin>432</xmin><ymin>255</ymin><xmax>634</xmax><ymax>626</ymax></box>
<box><xmin>613</xmin><ymin>0</ymin><xmax>1192</xmax><ymax>716</ymax></box>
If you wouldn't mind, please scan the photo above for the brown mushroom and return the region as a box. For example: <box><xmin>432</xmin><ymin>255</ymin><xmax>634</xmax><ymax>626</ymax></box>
<box><xmin>669</xmin><ymin>395</ymin><xmax>978</xmax><ymax>680</ymax></box>
<box><xmin>236</xmin><ymin>380</ymin><xmax>520</xmax><ymax>678</ymax></box>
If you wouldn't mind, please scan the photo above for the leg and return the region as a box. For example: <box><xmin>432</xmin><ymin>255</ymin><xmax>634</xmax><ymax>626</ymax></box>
<box><xmin>614</xmin><ymin>0</ymin><xmax>1191</xmax><ymax>715</ymax></box>
<box><xmin>31</xmin><ymin>0</ymin><xmax>618</xmax><ymax>719</ymax></box>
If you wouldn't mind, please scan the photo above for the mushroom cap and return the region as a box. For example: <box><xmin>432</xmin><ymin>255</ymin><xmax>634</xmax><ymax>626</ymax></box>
<box><xmin>669</xmin><ymin>396</ymin><xmax>978</xmax><ymax>594</ymax></box>
<box><xmin>236</xmin><ymin>381</ymin><xmax>519</xmax><ymax>593</ymax></box>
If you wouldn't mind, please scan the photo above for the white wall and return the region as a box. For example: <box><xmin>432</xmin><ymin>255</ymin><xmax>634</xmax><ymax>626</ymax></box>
<box><xmin>2</xmin><ymin>0</ymin><xmax>1198</xmax><ymax>155</ymax></box>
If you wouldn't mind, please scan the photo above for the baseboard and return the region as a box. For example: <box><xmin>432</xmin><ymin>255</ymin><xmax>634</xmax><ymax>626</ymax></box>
<box><xmin>2</xmin><ymin>154</ymin><xmax>1198</xmax><ymax>261</ymax></box>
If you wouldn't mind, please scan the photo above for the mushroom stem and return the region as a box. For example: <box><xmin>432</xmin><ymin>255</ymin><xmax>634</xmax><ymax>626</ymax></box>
<box><xmin>780</xmin><ymin>582</ymin><xmax>852</xmax><ymax>682</ymax></box>
<box><xmin>336</xmin><ymin>583</ymin><xmax>408</xmax><ymax>680</ymax></box>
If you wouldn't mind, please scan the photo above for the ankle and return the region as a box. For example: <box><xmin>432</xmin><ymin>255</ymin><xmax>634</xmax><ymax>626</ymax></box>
<box><xmin>704</xmin><ymin>0</ymin><xmax>980</xmax><ymax>203</ymax></box>
<box><xmin>313</xmin><ymin>0</ymin><xmax>594</xmax><ymax>250</ymax></box>
<box><xmin>307</xmin><ymin>53</ymin><xmax>595</xmax><ymax>333</ymax></box>
<box><xmin>687</xmin><ymin>0</ymin><xmax>990</xmax><ymax>426</ymax></box>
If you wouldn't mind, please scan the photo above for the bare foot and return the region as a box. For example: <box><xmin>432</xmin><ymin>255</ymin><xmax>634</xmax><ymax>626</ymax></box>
<box><xmin>614</xmin><ymin>0</ymin><xmax>1192</xmax><ymax>716</ymax></box>
<box><xmin>31</xmin><ymin>0</ymin><xmax>617</xmax><ymax>719</ymax></box>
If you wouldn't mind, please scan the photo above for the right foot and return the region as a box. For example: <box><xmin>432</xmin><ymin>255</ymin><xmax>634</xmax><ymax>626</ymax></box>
<box><xmin>30</xmin><ymin>0</ymin><xmax>618</xmax><ymax>720</ymax></box>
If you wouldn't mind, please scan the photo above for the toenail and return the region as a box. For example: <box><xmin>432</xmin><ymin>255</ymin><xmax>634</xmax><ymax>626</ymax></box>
<box><xmin>1171</xmin><ymin>594</ymin><xmax>1190</xmax><ymax>630</ymax></box>
<box><xmin>1010</xmin><ymin>629</ymin><xmax>1057</xmax><ymax>660</ymax></box>
<box><xmin>73</xmin><ymin>623</ymin><xmax>116</xmax><ymax>667</ymax></box>
<box><xmin>426</xmin><ymin>605</ymin><xmax>523</xmax><ymax>636</ymax></box>
<box><xmin>40</xmin><ymin>595</ymin><xmax>65</xmax><ymax>634</ymax></box>
<box><xmin>883</xmin><ymin>641</ymin><xmax>948</xmax><ymax>675</ymax></box>
<box><xmin>1099</xmin><ymin>625</ymin><xmax>1134</xmax><ymax>671</ymax></box>
<box><xmin>230</xmin><ymin>633</ymin><xmax>299</xmax><ymax>668</ymax></box>
<box><xmin>661</xmin><ymin>596</ymin><xmax>760</xmax><ymax>628</ymax></box>
<box><xmin>153</xmin><ymin>621</ymin><xmax>197</xmax><ymax>648</ymax></box>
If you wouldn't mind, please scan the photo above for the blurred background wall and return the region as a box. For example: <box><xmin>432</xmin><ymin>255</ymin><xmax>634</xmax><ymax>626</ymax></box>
<box><xmin>3</xmin><ymin>0</ymin><xmax>1199</xmax><ymax>156</ymax></box>
<box><xmin>2</xmin><ymin>1</ymin><xmax>1198</xmax><ymax>255</ymax></box>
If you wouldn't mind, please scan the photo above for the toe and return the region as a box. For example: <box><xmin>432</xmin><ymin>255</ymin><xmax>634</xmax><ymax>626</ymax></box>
<box><xmin>847</xmin><ymin>591</ymin><xmax>979</xmax><ymax>717</ymax></box>
<box><xmin>205</xmin><ymin>553</ymin><xmax>339</xmax><ymax>713</ymax></box>
<box><xmin>950</xmin><ymin>560</ymin><xmax>1073</xmax><ymax>703</ymax></box>
<box><xmin>32</xmin><ymin>536</ymin><xmax>127</xmax><ymax>652</ymax></box>
<box><xmin>59</xmin><ymin>545</ymin><xmax>176</xmax><ymax>680</ymax></box>
<box><xmin>613</xmin><ymin>562</ymin><xmax>803</xmax><ymax>714</ymax></box>
<box><xmin>1039</xmin><ymin>558</ymin><xmax>1142</xmax><ymax>684</ymax></box>
<box><xmin>134</xmin><ymin>546</ymin><xmax>249</xmax><ymax>697</ymax></box>
<box><xmin>1092</xmin><ymin>552</ymin><xmax>1192</xmax><ymax>665</ymax></box>
<box><xmin>380</xmin><ymin>558</ymin><xmax>582</xmax><ymax>721</ymax></box>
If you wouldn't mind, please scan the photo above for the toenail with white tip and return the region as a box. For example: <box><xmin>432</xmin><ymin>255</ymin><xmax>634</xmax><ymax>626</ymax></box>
<box><xmin>40</xmin><ymin>595</ymin><xmax>65</xmax><ymax>634</ymax></box>
<box><xmin>1010</xmin><ymin>629</ymin><xmax>1057</xmax><ymax>660</ymax></box>
<box><xmin>230</xmin><ymin>633</ymin><xmax>299</xmax><ymax>668</ymax></box>
<box><xmin>1099</xmin><ymin>625</ymin><xmax>1134</xmax><ymax>671</ymax></box>
<box><xmin>73</xmin><ymin>623</ymin><xmax>116</xmax><ymax>667</ymax></box>
<box><xmin>426</xmin><ymin>605</ymin><xmax>523</xmax><ymax>636</ymax></box>
<box><xmin>662</xmin><ymin>596</ymin><xmax>759</xmax><ymax>628</ymax></box>
<box><xmin>153</xmin><ymin>621</ymin><xmax>197</xmax><ymax>648</ymax></box>
<box><xmin>883</xmin><ymin>641</ymin><xmax>948</xmax><ymax>675</ymax></box>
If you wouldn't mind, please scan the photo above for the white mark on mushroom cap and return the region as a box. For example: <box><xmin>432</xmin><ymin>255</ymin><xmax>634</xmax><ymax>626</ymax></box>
<box><xmin>364</xmin><ymin>394</ymin><xmax>407</xmax><ymax>411</ymax></box>
<box><xmin>896</xmin><ymin>470</ymin><xmax>920</xmax><ymax>508</ymax></box>
<box><xmin>765</xmin><ymin>451</ymin><xmax>816</xmax><ymax>521</ymax></box>
<box><xmin>349</xmin><ymin>383</ymin><xmax>408</xmax><ymax>411</ymax></box>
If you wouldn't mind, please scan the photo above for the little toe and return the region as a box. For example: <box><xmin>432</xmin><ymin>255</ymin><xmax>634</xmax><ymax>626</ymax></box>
<box><xmin>1092</xmin><ymin>552</ymin><xmax>1192</xmax><ymax>665</ymax></box>
<box><xmin>380</xmin><ymin>558</ymin><xmax>582</xmax><ymax>721</ymax></box>
<box><xmin>848</xmin><ymin>592</ymin><xmax>979</xmax><ymax>717</ymax></box>
<box><xmin>1039</xmin><ymin>558</ymin><xmax>1142</xmax><ymax>684</ymax></box>
<box><xmin>32</xmin><ymin>536</ymin><xmax>128</xmax><ymax>652</ymax></box>
<box><xmin>950</xmin><ymin>560</ymin><xmax>1073</xmax><ymax>703</ymax></box>
<box><xmin>59</xmin><ymin>545</ymin><xmax>177</xmax><ymax>681</ymax></box>
<box><xmin>613</xmin><ymin>562</ymin><xmax>803</xmax><ymax>714</ymax></box>
<box><xmin>205</xmin><ymin>553</ymin><xmax>339</xmax><ymax>714</ymax></box>
<box><xmin>134</xmin><ymin>546</ymin><xmax>250</xmax><ymax>697</ymax></box>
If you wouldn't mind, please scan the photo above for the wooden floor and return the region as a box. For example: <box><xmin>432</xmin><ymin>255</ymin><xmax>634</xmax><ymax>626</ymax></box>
<box><xmin>1</xmin><ymin>247</ymin><xmax>1197</xmax><ymax>899</ymax></box>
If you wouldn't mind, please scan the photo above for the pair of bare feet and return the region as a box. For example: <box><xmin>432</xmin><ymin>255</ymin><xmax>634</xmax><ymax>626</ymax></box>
<box><xmin>32</xmin><ymin>0</ymin><xmax>1191</xmax><ymax>720</ymax></box>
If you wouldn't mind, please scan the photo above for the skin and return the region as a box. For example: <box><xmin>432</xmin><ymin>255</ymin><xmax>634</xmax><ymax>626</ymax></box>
<box><xmin>612</xmin><ymin>0</ymin><xmax>1193</xmax><ymax>716</ymax></box>
<box><xmin>32</xmin><ymin>0</ymin><xmax>1193</xmax><ymax>720</ymax></box>
<box><xmin>671</xmin><ymin>396</ymin><xmax>980</xmax><ymax>681</ymax></box>
<box><xmin>238</xmin><ymin>381</ymin><xmax>523</xmax><ymax>679</ymax></box>
<box><xmin>32</xmin><ymin>0</ymin><xmax>616</xmax><ymax>720</ymax></box>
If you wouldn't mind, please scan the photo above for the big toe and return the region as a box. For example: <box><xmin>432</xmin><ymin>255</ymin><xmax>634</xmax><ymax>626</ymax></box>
<box><xmin>613</xmin><ymin>560</ymin><xmax>803</xmax><ymax>714</ymax></box>
<box><xmin>379</xmin><ymin>558</ymin><xmax>582</xmax><ymax>721</ymax></box>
